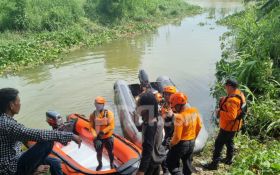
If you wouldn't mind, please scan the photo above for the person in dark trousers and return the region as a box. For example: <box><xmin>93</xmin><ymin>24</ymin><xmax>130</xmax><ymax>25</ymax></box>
<box><xmin>25</xmin><ymin>142</ymin><xmax>64</xmax><ymax>175</ymax></box>
<box><xmin>136</xmin><ymin>92</ymin><xmax>166</xmax><ymax>175</ymax></box>
<box><xmin>0</xmin><ymin>88</ymin><xmax>82</xmax><ymax>175</ymax></box>
<box><xmin>166</xmin><ymin>92</ymin><xmax>202</xmax><ymax>175</ymax></box>
<box><xmin>89</xmin><ymin>96</ymin><xmax>115</xmax><ymax>171</ymax></box>
<box><xmin>160</xmin><ymin>86</ymin><xmax>177</xmax><ymax>175</ymax></box>
<box><xmin>203</xmin><ymin>79</ymin><xmax>246</xmax><ymax>170</ymax></box>
<box><xmin>44</xmin><ymin>157</ymin><xmax>63</xmax><ymax>175</ymax></box>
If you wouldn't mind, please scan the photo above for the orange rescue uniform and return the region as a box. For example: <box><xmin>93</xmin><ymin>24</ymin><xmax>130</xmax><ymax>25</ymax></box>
<box><xmin>171</xmin><ymin>107</ymin><xmax>202</xmax><ymax>146</ymax></box>
<box><xmin>89</xmin><ymin>110</ymin><xmax>115</xmax><ymax>139</ymax></box>
<box><xmin>218</xmin><ymin>89</ymin><xmax>246</xmax><ymax>131</ymax></box>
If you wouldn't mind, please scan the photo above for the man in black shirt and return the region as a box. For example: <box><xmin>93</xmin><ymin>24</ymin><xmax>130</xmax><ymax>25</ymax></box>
<box><xmin>0</xmin><ymin>88</ymin><xmax>82</xmax><ymax>175</ymax></box>
<box><xmin>136</xmin><ymin>92</ymin><xmax>166</xmax><ymax>175</ymax></box>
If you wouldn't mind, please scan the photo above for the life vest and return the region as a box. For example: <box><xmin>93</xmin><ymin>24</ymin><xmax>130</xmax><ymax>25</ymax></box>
<box><xmin>219</xmin><ymin>90</ymin><xmax>247</xmax><ymax>131</ymax></box>
<box><xmin>91</xmin><ymin>110</ymin><xmax>114</xmax><ymax>139</ymax></box>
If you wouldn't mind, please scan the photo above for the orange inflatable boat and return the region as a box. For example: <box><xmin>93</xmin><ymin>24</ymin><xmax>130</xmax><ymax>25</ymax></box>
<box><xmin>46</xmin><ymin>112</ymin><xmax>141</xmax><ymax>175</ymax></box>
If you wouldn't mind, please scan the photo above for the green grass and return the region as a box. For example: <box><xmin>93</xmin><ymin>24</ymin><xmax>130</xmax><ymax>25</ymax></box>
<box><xmin>230</xmin><ymin>135</ymin><xmax>280</xmax><ymax>175</ymax></box>
<box><xmin>194</xmin><ymin>134</ymin><xmax>280</xmax><ymax>175</ymax></box>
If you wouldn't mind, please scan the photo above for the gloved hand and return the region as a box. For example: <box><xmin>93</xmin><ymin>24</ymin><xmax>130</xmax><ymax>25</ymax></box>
<box><xmin>94</xmin><ymin>139</ymin><xmax>102</xmax><ymax>150</ymax></box>
<box><xmin>97</xmin><ymin>131</ymin><xmax>105</xmax><ymax>139</ymax></box>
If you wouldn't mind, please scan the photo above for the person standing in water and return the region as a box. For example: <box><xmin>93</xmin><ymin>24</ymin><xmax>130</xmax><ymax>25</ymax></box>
<box><xmin>89</xmin><ymin>96</ymin><xmax>115</xmax><ymax>171</ymax></box>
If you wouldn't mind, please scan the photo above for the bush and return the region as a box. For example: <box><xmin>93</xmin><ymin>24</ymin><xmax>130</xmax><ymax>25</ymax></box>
<box><xmin>213</xmin><ymin>3</ymin><xmax>280</xmax><ymax>140</ymax></box>
<box><xmin>0</xmin><ymin>26</ymin><xmax>88</xmax><ymax>69</ymax></box>
<box><xmin>0</xmin><ymin>0</ymin><xmax>27</xmax><ymax>31</ymax></box>
<box><xmin>246</xmin><ymin>100</ymin><xmax>280</xmax><ymax>139</ymax></box>
<box><xmin>84</xmin><ymin>0</ymin><xmax>200</xmax><ymax>24</ymax></box>
<box><xmin>217</xmin><ymin>6</ymin><xmax>280</xmax><ymax>96</ymax></box>
<box><xmin>0</xmin><ymin>0</ymin><xmax>85</xmax><ymax>31</ymax></box>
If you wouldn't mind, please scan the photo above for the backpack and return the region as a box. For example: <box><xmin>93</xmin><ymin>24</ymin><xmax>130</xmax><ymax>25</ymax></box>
<box><xmin>220</xmin><ymin>94</ymin><xmax>247</xmax><ymax>121</ymax></box>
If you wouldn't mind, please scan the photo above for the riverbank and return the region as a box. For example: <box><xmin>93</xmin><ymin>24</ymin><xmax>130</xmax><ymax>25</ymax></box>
<box><xmin>0</xmin><ymin>0</ymin><xmax>201</xmax><ymax>74</ymax></box>
<box><xmin>193</xmin><ymin>133</ymin><xmax>280</xmax><ymax>175</ymax></box>
<box><xmin>193</xmin><ymin>1</ymin><xmax>280</xmax><ymax>174</ymax></box>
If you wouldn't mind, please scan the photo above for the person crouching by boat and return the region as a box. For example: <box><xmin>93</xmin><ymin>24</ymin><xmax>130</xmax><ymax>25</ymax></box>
<box><xmin>0</xmin><ymin>88</ymin><xmax>82</xmax><ymax>175</ymax></box>
<box><xmin>89</xmin><ymin>96</ymin><xmax>115</xmax><ymax>171</ymax></box>
<box><xmin>161</xmin><ymin>86</ymin><xmax>177</xmax><ymax>175</ymax></box>
<box><xmin>167</xmin><ymin>92</ymin><xmax>202</xmax><ymax>175</ymax></box>
<box><xmin>136</xmin><ymin>92</ymin><xmax>166</xmax><ymax>175</ymax></box>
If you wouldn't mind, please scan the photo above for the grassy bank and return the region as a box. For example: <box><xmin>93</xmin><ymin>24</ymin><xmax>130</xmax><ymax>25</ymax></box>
<box><xmin>0</xmin><ymin>0</ymin><xmax>201</xmax><ymax>74</ymax></box>
<box><xmin>194</xmin><ymin>134</ymin><xmax>280</xmax><ymax>175</ymax></box>
<box><xmin>200</xmin><ymin>0</ymin><xmax>280</xmax><ymax>174</ymax></box>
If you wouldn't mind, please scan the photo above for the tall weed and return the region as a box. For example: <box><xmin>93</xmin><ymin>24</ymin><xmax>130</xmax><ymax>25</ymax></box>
<box><xmin>0</xmin><ymin>0</ymin><xmax>84</xmax><ymax>31</ymax></box>
<box><xmin>213</xmin><ymin>3</ymin><xmax>280</xmax><ymax>138</ymax></box>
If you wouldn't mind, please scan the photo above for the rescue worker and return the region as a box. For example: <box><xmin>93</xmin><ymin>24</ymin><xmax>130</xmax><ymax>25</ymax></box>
<box><xmin>166</xmin><ymin>92</ymin><xmax>202</xmax><ymax>175</ymax></box>
<box><xmin>136</xmin><ymin>92</ymin><xmax>166</xmax><ymax>175</ymax></box>
<box><xmin>203</xmin><ymin>79</ymin><xmax>246</xmax><ymax>170</ymax></box>
<box><xmin>161</xmin><ymin>86</ymin><xmax>177</xmax><ymax>145</ymax></box>
<box><xmin>89</xmin><ymin>96</ymin><xmax>115</xmax><ymax>171</ymax></box>
<box><xmin>161</xmin><ymin>86</ymin><xmax>177</xmax><ymax>175</ymax></box>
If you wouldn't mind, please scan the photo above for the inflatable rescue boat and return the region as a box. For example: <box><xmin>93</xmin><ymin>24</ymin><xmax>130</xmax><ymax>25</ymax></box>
<box><xmin>113</xmin><ymin>70</ymin><xmax>208</xmax><ymax>153</ymax></box>
<box><xmin>46</xmin><ymin>112</ymin><xmax>141</xmax><ymax>175</ymax></box>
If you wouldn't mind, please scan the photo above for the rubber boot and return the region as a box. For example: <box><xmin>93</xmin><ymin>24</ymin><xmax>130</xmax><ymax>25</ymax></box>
<box><xmin>202</xmin><ymin>161</ymin><xmax>218</xmax><ymax>170</ymax></box>
<box><xmin>222</xmin><ymin>147</ymin><xmax>234</xmax><ymax>165</ymax></box>
<box><xmin>109</xmin><ymin>154</ymin><xmax>116</xmax><ymax>169</ymax></box>
<box><xmin>110</xmin><ymin>162</ymin><xmax>116</xmax><ymax>169</ymax></box>
<box><xmin>220</xmin><ymin>158</ymin><xmax>233</xmax><ymax>165</ymax></box>
<box><xmin>96</xmin><ymin>152</ymin><xmax>103</xmax><ymax>171</ymax></box>
<box><xmin>96</xmin><ymin>163</ymin><xmax>103</xmax><ymax>171</ymax></box>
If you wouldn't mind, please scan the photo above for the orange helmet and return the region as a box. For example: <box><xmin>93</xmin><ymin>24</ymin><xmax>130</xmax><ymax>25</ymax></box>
<box><xmin>95</xmin><ymin>96</ymin><xmax>106</xmax><ymax>104</ymax></box>
<box><xmin>169</xmin><ymin>92</ymin><xmax>188</xmax><ymax>108</ymax></box>
<box><xmin>154</xmin><ymin>93</ymin><xmax>163</xmax><ymax>103</ymax></box>
<box><xmin>163</xmin><ymin>86</ymin><xmax>177</xmax><ymax>94</ymax></box>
